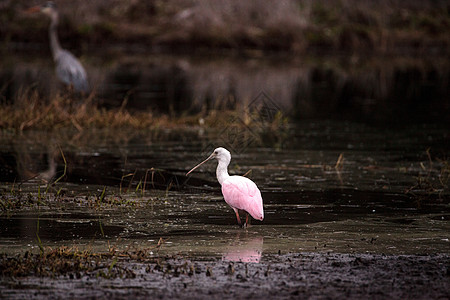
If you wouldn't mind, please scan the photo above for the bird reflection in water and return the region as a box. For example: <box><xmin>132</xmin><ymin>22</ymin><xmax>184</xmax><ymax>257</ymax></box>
<box><xmin>221</xmin><ymin>234</ymin><xmax>263</xmax><ymax>263</ymax></box>
<box><xmin>14</xmin><ymin>142</ymin><xmax>59</xmax><ymax>184</ymax></box>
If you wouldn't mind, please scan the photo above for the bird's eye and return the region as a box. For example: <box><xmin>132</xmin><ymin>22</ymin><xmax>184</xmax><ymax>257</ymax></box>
<box><xmin>214</xmin><ymin>151</ymin><xmax>218</xmax><ymax>154</ymax></box>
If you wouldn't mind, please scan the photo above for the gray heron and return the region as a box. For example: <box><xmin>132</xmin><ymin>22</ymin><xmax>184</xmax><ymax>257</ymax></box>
<box><xmin>27</xmin><ymin>2</ymin><xmax>89</xmax><ymax>93</ymax></box>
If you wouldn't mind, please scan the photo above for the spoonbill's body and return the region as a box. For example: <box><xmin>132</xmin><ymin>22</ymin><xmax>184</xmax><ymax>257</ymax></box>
<box><xmin>186</xmin><ymin>147</ymin><xmax>264</xmax><ymax>226</ymax></box>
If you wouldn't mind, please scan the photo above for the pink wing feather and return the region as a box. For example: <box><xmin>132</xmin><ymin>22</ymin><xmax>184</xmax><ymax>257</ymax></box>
<box><xmin>221</xmin><ymin>176</ymin><xmax>264</xmax><ymax>220</ymax></box>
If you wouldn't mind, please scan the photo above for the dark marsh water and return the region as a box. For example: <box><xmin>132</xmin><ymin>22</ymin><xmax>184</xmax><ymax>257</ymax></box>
<box><xmin>1</xmin><ymin>50</ymin><xmax>449</xmax><ymax>123</ymax></box>
<box><xmin>0</xmin><ymin>51</ymin><xmax>449</xmax><ymax>259</ymax></box>
<box><xmin>0</xmin><ymin>121</ymin><xmax>449</xmax><ymax>258</ymax></box>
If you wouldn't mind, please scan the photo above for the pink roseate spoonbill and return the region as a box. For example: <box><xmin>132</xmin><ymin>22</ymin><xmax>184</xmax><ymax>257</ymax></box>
<box><xmin>26</xmin><ymin>2</ymin><xmax>89</xmax><ymax>93</ymax></box>
<box><xmin>186</xmin><ymin>147</ymin><xmax>264</xmax><ymax>227</ymax></box>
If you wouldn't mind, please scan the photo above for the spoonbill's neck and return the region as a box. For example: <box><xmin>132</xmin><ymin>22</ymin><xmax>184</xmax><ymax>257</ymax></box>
<box><xmin>216</xmin><ymin>159</ymin><xmax>230</xmax><ymax>185</ymax></box>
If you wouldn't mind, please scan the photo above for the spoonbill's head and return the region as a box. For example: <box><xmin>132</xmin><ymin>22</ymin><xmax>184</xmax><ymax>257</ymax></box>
<box><xmin>186</xmin><ymin>147</ymin><xmax>231</xmax><ymax>176</ymax></box>
<box><xmin>211</xmin><ymin>147</ymin><xmax>231</xmax><ymax>164</ymax></box>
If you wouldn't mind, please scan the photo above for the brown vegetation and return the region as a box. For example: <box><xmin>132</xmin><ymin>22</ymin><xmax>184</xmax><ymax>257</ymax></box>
<box><xmin>2</xmin><ymin>0</ymin><xmax>449</xmax><ymax>54</ymax></box>
<box><xmin>0</xmin><ymin>245</ymin><xmax>164</xmax><ymax>278</ymax></box>
<box><xmin>0</xmin><ymin>88</ymin><xmax>288</xmax><ymax>132</ymax></box>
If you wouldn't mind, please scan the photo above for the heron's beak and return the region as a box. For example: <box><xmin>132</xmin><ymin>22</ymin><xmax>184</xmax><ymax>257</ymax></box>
<box><xmin>25</xmin><ymin>6</ymin><xmax>41</xmax><ymax>14</ymax></box>
<box><xmin>186</xmin><ymin>153</ymin><xmax>215</xmax><ymax>176</ymax></box>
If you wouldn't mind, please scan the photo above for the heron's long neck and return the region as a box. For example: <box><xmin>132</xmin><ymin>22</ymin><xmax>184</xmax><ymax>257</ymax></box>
<box><xmin>49</xmin><ymin>13</ymin><xmax>62</xmax><ymax>59</ymax></box>
<box><xmin>216</xmin><ymin>160</ymin><xmax>230</xmax><ymax>186</ymax></box>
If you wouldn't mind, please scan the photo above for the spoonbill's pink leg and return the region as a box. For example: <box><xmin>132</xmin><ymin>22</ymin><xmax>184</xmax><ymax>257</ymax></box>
<box><xmin>244</xmin><ymin>213</ymin><xmax>251</xmax><ymax>228</ymax></box>
<box><xmin>233</xmin><ymin>208</ymin><xmax>242</xmax><ymax>226</ymax></box>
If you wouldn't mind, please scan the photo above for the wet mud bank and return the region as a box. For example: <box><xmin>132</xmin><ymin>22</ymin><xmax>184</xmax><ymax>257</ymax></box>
<box><xmin>1</xmin><ymin>252</ymin><xmax>448</xmax><ymax>299</ymax></box>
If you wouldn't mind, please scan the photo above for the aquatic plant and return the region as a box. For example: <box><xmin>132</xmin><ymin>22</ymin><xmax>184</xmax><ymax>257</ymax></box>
<box><xmin>405</xmin><ymin>148</ymin><xmax>450</xmax><ymax>201</ymax></box>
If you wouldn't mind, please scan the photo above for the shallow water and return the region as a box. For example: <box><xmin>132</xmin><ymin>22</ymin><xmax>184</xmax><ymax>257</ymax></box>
<box><xmin>2</xmin><ymin>190</ymin><xmax>448</xmax><ymax>259</ymax></box>
<box><xmin>1</xmin><ymin>120</ymin><xmax>449</xmax><ymax>258</ymax></box>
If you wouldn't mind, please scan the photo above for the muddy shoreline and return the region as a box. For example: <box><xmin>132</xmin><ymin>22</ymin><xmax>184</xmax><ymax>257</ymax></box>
<box><xmin>1</xmin><ymin>252</ymin><xmax>448</xmax><ymax>299</ymax></box>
